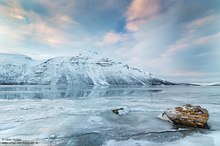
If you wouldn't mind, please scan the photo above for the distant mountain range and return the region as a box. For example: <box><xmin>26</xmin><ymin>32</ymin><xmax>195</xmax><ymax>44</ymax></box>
<box><xmin>191</xmin><ymin>82</ymin><xmax>220</xmax><ymax>86</ymax></box>
<box><xmin>0</xmin><ymin>50</ymin><xmax>203</xmax><ymax>86</ymax></box>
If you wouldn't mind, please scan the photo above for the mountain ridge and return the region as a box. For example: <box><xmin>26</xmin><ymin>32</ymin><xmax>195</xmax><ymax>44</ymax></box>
<box><xmin>0</xmin><ymin>50</ymin><xmax>175</xmax><ymax>86</ymax></box>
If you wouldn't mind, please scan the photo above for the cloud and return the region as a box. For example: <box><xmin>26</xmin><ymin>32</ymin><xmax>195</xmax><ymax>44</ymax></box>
<box><xmin>0</xmin><ymin>0</ymin><xmax>79</xmax><ymax>48</ymax></box>
<box><xmin>28</xmin><ymin>22</ymin><xmax>69</xmax><ymax>47</ymax></box>
<box><xmin>195</xmin><ymin>32</ymin><xmax>220</xmax><ymax>45</ymax></box>
<box><xmin>0</xmin><ymin>0</ymin><xmax>220</xmax><ymax>82</ymax></box>
<box><xmin>162</xmin><ymin>31</ymin><xmax>220</xmax><ymax>58</ymax></box>
<box><xmin>187</xmin><ymin>15</ymin><xmax>215</xmax><ymax>29</ymax></box>
<box><xmin>161</xmin><ymin>13</ymin><xmax>220</xmax><ymax>58</ymax></box>
<box><xmin>54</xmin><ymin>15</ymin><xmax>78</xmax><ymax>25</ymax></box>
<box><xmin>125</xmin><ymin>0</ymin><xmax>159</xmax><ymax>31</ymax></box>
<box><xmin>10</xmin><ymin>14</ymin><xmax>25</xmax><ymax>20</ymax></box>
<box><xmin>115</xmin><ymin>1</ymin><xmax>220</xmax><ymax>82</ymax></box>
<box><xmin>162</xmin><ymin>39</ymin><xmax>189</xmax><ymax>57</ymax></box>
<box><xmin>102</xmin><ymin>32</ymin><xmax>127</xmax><ymax>45</ymax></box>
<box><xmin>0</xmin><ymin>1</ymin><xmax>26</xmax><ymax>20</ymax></box>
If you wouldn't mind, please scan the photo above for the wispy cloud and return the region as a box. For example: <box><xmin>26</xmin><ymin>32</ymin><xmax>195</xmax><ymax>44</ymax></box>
<box><xmin>0</xmin><ymin>1</ymin><xmax>25</xmax><ymax>20</ymax></box>
<box><xmin>101</xmin><ymin>32</ymin><xmax>128</xmax><ymax>45</ymax></box>
<box><xmin>53</xmin><ymin>15</ymin><xmax>78</xmax><ymax>25</ymax></box>
<box><xmin>125</xmin><ymin>0</ymin><xmax>159</xmax><ymax>32</ymax></box>
<box><xmin>195</xmin><ymin>32</ymin><xmax>220</xmax><ymax>45</ymax></box>
<box><xmin>161</xmin><ymin>14</ymin><xmax>220</xmax><ymax>58</ymax></box>
<box><xmin>161</xmin><ymin>32</ymin><xmax>194</xmax><ymax>58</ymax></box>
<box><xmin>0</xmin><ymin>0</ymin><xmax>79</xmax><ymax>48</ymax></box>
<box><xmin>162</xmin><ymin>31</ymin><xmax>220</xmax><ymax>58</ymax></box>
<box><xmin>28</xmin><ymin>22</ymin><xmax>69</xmax><ymax>47</ymax></box>
<box><xmin>187</xmin><ymin>15</ymin><xmax>215</xmax><ymax>29</ymax></box>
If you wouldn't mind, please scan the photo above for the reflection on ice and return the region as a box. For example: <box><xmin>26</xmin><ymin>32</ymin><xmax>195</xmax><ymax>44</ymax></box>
<box><xmin>0</xmin><ymin>85</ymin><xmax>164</xmax><ymax>99</ymax></box>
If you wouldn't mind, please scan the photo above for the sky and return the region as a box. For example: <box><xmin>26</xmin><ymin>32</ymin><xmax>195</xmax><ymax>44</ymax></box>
<box><xmin>0</xmin><ymin>0</ymin><xmax>220</xmax><ymax>82</ymax></box>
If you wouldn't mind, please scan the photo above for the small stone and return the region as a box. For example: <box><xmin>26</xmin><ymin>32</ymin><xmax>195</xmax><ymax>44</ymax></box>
<box><xmin>112</xmin><ymin>107</ymin><xmax>129</xmax><ymax>116</ymax></box>
<box><xmin>161</xmin><ymin>104</ymin><xmax>209</xmax><ymax>128</ymax></box>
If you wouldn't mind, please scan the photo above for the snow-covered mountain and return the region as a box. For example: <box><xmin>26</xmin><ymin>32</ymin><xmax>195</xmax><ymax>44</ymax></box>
<box><xmin>0</xmin><ymin>50</ymin><xmax>175</xmax><ymax>85</ymax></box>
<box><xmin>0</xmin><ymin>53</ymin><xmax>39</xmax><ymax>85</ymax></box>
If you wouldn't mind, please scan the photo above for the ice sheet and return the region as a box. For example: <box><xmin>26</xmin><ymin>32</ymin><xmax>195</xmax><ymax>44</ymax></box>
<box><xmin>0</xmin><ymin>85</ymin><xmax>219</xmax><ymax>146</ymax></box>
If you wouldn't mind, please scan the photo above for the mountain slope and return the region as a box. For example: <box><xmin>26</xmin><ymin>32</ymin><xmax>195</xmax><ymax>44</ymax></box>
<box><xmin>0</xmin><ymin>53</ymin><xmax>38</xmax><ymax>85</ymax></box>
<box><xmin>0</xmin><ymin>50</ymin><xmax>175</xmax><ymax>85</ymax></box>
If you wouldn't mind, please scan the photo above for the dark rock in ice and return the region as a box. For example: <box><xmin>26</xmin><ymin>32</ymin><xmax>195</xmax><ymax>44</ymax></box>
<box><xmin>112</xmin><ymin>107</ymin><xmax>129</xmax><ymax>116</ymax></box>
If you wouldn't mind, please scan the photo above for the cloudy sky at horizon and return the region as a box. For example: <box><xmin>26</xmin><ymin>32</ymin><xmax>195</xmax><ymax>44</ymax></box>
<box><xmin>0</xmin><ymin>0</ymin><xmax>220</xmax><ymax>82</ymax></box>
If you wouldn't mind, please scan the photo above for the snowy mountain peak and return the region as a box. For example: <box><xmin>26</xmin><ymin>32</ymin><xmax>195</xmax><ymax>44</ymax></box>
<box><xmin>0</xmin><ymin>53</ymin><xmax>33</xmax><ymax>65</ymax></box>
<box><xmin>0</xmin><ymin>53</ymin><xmax>39</xmax><ymax>85</ymax></box>
<box><xmin>0</xmin><ymin>51</ymin><xmax>174</xmax><ymax>85</ymax></box>
<box><xmin>44</xmin><ymin>49</ymin><xmax>121</xmax><ymax>68</ymax></box>
<box><xmin>73</xmin><ymin>49</ymin><xmax>98</xmax><ymax>57</ymax></box>
<box><xmin>0</xmin><ymin>53</ymin><xmax>31</xmax><ymax>59</ymax></box>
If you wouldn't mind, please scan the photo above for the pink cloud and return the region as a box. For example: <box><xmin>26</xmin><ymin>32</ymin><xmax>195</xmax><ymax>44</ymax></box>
<box><xmin>28</xmin><ymin>22</ymin><xmax>70</xmax><ymax>47</ymax></box>
<box><xmin>0</xmin><ymin>1</ymin><xmax>26</xmax><ymax>20</ymax></box>
<box><xmin>55</xmin><ymin>15</ymin><xmax>78</xmax><ymax>25</ymax></box>
<box><xmin>125</xmin><ymin>0</ymin><xmax>159</xmax><ymax>31</ymax></box>
<box><xmin>0</xmin><ymin>1</ymin><xmax>79</xmax><ymax>48</ymax></box>
<box><xmin>102</xmin><ymin>32</ymin><xmax>127</xmax><ymax>45</ymax></box>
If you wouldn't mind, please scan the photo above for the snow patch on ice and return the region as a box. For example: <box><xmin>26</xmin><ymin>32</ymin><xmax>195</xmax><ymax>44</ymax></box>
<box><xmin>88</xmin><ymin>116</ymin><xmax>103</xmax><ymax>123</ymax></box>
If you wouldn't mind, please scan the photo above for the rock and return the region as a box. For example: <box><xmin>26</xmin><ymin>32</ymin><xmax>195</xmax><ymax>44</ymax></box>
<box><xmin>162</xmin><ymin>104</ymin><xmax>209</xmax><ymax>128</ymax></box>
<box><xmin>112</xmin><ymin>107</ymin><xmax>129</xmax><ymax>116</ymax></box>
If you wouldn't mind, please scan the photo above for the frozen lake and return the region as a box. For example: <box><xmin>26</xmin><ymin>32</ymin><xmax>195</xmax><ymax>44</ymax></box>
<box><xmin>0</xmin><ymin>85</ymin><xmax>219</xmax><ymax>146</ymax></box>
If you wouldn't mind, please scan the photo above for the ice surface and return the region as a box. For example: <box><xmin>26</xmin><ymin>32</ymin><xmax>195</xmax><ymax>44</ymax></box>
<box><xmin>103</xmin><ymin>131</ymin><xmax>218</xmax><ymax>146</ymax></box>
<box><xmin>0</xmin><ymin>85</ymin><xmax>219</xmax><ymax>146</ymax></box>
